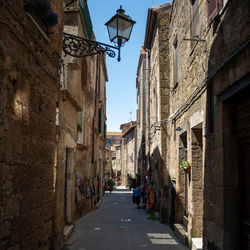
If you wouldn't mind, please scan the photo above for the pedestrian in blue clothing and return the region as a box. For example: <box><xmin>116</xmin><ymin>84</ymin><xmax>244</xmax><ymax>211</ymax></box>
<box><xmin>133</xmin><ymin>185</ymin><xmax>144</xmax><ymax>209</ymax></box>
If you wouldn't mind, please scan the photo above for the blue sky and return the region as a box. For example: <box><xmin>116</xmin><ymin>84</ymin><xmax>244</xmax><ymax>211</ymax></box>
<box><xmin>88</xmin><ymin>0</ymin><xmax>171</xmax><ymax>132</ymax></box>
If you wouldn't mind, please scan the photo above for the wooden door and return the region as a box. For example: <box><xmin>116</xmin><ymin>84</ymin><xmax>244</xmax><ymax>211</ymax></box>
<box><xmin>239</xmin><ymin>140</ymin><xmax>250</xmax><ymax>250</ymax></box>
<box><xmin>232</xmin><ymin>86</ymin><xmax>250</xmax><ymax>249</ymax></box>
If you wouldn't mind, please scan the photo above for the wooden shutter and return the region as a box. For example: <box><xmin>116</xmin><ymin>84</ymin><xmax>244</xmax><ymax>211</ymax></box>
<box><xmin>207</xmin><ymin>0</ymin><xmax>223</xmax><ymax>24</ymax></box>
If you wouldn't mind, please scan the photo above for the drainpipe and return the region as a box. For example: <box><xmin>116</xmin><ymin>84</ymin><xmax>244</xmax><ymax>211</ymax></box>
<box><xmin>146</xmin><ymin>48</ymin><xmax>151</xmax><ymax>179</ymax></box>
<box><xmin>92</xmin><ymin>55</ymin><xmax>100</xmax><ymax>164</ymax></box>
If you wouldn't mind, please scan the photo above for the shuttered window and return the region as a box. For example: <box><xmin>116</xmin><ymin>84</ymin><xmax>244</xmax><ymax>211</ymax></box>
<box><xmin>207</xmin><ymin>0</ymin><xmax>223</xmax><ymax>24</ymax></box>
<box><xmin>190</xmin><ymin>0</ymin><xmax>200</xmax><ymax>48</ymax></box>
<box><xmin>98</xmin><ymin>108</ymin><xmax>102</xmax><ymax>133</ymax></box>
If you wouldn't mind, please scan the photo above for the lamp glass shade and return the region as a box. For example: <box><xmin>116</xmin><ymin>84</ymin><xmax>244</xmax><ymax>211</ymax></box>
<box><xmin>105</xmin><ymin>8</ymin><xmax>135</xmax><ymax>46</ymax></box>
<box><xmin>117</xmin><ymin>16</ymin><xmax>135</xmax><ymax>44</ymax></box>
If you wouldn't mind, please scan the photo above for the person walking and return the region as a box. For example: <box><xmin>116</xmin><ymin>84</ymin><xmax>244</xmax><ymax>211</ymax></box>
<box><xmin>133</xmin><ymin>185</ymin><xmax>144</xmax><ymax>209</ymax></box>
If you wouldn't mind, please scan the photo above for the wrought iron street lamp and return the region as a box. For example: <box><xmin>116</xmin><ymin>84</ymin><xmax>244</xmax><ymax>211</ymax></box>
<box><xmin>62</xmin><ymin>6</ymin><xmax>135</xmax><ymax>61</ymax></box>
<box><xmin>105</xmin><ymin>6</ymin><xmax>136</xmax><ymax>61</ymax></box>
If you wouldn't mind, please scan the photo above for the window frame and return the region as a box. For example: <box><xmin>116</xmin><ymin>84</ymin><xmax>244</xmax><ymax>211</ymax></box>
<box><xmin>207</xmin><ymin>0</ymin><xmax>224</xmax><ymax>25</ymax></box>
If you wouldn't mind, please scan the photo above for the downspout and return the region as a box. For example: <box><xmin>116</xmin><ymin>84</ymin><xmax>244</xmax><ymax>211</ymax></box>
<box><xmin>146</xmin><ymin>48</ymin><xmax>151</xmax><ymax>178</ymax></box>
<box><xmin>92</xmin><ymin>55</ymin><xmax>100</xmax><ymax>164</ymax></box>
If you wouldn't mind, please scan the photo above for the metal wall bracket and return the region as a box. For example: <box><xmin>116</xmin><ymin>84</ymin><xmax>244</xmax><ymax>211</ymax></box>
<box><xmin>62</xmin><ymin>32</ymin><xmax>120</xmax><ymax>59</ymax></box>
<box><xmin>183</xmin><ymin>35</ymin><xmax>206</xmax><ymax>42</ymax></box>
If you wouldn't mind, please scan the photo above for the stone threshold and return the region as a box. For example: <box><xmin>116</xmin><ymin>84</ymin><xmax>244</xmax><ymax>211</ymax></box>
<box><xmin>64</xmin><ymin>224</ymin><xmax>74</xmax><ymax>241</ymax></box>
<box><xmin>174</xmin><ymin>223</ymin><xmax>188</xmax><ymax>245</ymax></box>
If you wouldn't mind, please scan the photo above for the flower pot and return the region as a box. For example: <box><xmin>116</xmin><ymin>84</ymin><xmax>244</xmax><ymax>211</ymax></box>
<box><xmin>184</xmin><ymin>164</ymin><xmax>191</xmax><ymax>173</ymax></box>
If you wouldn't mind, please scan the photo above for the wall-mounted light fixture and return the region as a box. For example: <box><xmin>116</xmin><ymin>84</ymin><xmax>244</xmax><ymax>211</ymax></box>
<box><xmin>175</xmin><ymin>126</ymin><xmax>182</xmax><ymax>131</ymax></box>
<box><xmin>62</xmin><ymin>6</ymin><xmax>135</xmax><ymax>61</ymax></box>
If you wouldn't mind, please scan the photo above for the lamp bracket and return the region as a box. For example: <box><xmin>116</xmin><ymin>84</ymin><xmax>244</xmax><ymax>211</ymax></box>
<box><xmin>62</xmin><ymin>32</ymin><xmax>119</xmax><ymax>59</ymax></box>
<box><xmin>183</xmin><ymin>35</ymin><xmax>206</xmax><ymax>42</ymax></box>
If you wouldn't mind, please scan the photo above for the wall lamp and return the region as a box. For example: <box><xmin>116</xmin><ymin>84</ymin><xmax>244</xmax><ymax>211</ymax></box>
<box><xmin>62</xmin><ymin>6</ymin><xmax>135</xmax><ymax>62</ymax></box>
<box><xmin>175</xmin><ymin>126</ymin><xmax>182</xmax><ymax>131</ymax></box>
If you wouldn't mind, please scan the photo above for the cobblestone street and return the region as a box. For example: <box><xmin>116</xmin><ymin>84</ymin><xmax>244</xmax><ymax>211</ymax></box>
<box><xmin>63</xmin><ymin>187</ymin><xmax>188</xmax><ymax>250</ymax></box>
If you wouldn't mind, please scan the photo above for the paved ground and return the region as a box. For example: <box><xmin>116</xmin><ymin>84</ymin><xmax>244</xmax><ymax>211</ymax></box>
<box><xmin>63</xmin><ymin>187</ymin><xmax>188</xmax><ymax>250</ymax></box>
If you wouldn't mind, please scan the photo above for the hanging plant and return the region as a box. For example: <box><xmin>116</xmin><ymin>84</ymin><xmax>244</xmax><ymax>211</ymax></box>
<box><xmin>179</xmin><ymin>160</ymin><xmax>191</xmax><ymax>173</ymax></box>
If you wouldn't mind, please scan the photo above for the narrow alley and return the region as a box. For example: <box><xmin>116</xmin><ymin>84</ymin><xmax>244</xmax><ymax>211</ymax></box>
<box><xmin>0</xmin><ymin>0</ymin><xmax>249</xmax><ymax>249</ymax></box>
<box><xmin>63</xmin><ymin>187</ymin><xmax>188</xmax><ymax>250</ymax></box>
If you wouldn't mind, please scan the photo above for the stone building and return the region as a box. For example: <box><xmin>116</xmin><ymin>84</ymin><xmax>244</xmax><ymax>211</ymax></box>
<box><xmin>104</xmin><ymin>147</ymin><xmax>112</xmax><ymax>179</ymax></box>
<box><xmin>106</xmin><ymin>132</ymin><xmax>122</xmax><ymax>181</ymax></box>
<box><xmin>167</xmin><ymin>0</ymin><xmax>250</xmax><ymax>249</ymax></box>
<box><xmin>167</xmin><ymin>0</ymin><xmax>207</xmax><ymax>247</ymax></box>
<box><xmin>120</xmin><ymin>122</ymin><xmax>137</xmax><ymax>187</ymax></box>
<box><xmin>54</xmin><ymin>0</ymin><xmax>108</xmax><ymax>248</ymax></box>
<box><xmin>138</xmin><ymin>0</ymin><xmax>249</xmax><ymax>249</ymax></box>
<box><xmin>0</xmin><ymin>0</ymin><xmax>63</xmax><ymax>249</ymax></box>
<box><xmin>161</xmin><ymin>0</ymin><xmax>249</xmax><ymax>249</ymax></box>
<box><xmin>136</xmin><ymin>47</ymin><xmax>148</xmax><ymax>187</ymax></box>
<box><xmin>203</xmin><ymin>0</ymin><xmax>250</xmax><ymax>249</ymax></box>
<box><xmin>112</xmin><ymin>144</ymin><xmax>122</xmax><ymax>184</ymax></box>
<box><xmin>143</xmin><ymin>3</ymin><xmax>172</xmax><ymax>220</ymax></box>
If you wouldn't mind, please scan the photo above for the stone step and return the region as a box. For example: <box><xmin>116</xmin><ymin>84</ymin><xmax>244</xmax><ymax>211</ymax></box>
<box><xmin>64</xmin><ymin>224</ymin><xmax>74</xmax><ymax>240</ymax></box>
<box><xmin>191</xmin><ymin>238</ymin><xmax>203</xmax><ymax>250</ymax></box>
<box><xmin>174</xmin><ymin>223</ymin><xmax>188</xmax><ymax>245</ymax></box>
<box><xmin>183</xmin><ymin>215</ymin><xmax>188</xmax><ymax>228</ymax></box>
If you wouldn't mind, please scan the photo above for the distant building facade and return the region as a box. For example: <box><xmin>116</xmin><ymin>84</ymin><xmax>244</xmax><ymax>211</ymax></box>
<box><xmin>106</xmin><ymin>132</ymin><xmax>122</xmax><ymax>182</ymax></box>
<box><xmin>120</xmin><ymin>122</ymin><xmax>137</xmax><ymax>186</ymax></box>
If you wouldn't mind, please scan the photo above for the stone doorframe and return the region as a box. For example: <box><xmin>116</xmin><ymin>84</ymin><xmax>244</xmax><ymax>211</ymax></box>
<box><xmin>65</xmin><ymin>147</ymin><xmax>74</xmax><ymax>224</ymax></box>
<box><xmin>190</xmin><ymin>123</ymin><xmax>203</xmax><ymax>237</ymax></box>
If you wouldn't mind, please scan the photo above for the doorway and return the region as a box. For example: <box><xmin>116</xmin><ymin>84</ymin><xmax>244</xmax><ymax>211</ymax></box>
<box><xmin>191</xmin><ymin>124</ymin><xmax>203</xmax><ymax>237</ymax></box>
<box><xmin>65</xmin><ymin>148</ymin><xmax>74</xmax><ymax>224</ymax></box>
<box><xmin>178</xmin><ymin>132</ymin><xmax>188</xmax><ymax>217</ymax></box>
<box><xmin>232</xmin><ymin>88</ymin><xmax>250</xmax><ymax>249</ymax></box>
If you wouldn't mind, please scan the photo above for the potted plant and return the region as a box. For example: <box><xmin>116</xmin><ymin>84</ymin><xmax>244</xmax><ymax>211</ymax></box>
<box><xmin>179</xmin><ymin>160</ymin><xmax>191</xmax><ymax>173</ymax></box>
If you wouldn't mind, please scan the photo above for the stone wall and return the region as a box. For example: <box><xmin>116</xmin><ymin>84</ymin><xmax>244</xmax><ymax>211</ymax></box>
<box><xmin>204</xmin><ymin>0</ymin><xmax>250</xmax><ymax>249</ymax></box>
<box><xmin>144</xmin><ymin>4</ymin><xmax>172</xmax><ymax>217</ymax></box>
<box><xmin>158</xmin><ymin>9</ymin><xmax>171</xmax><ymax>223</ymax></box>
<box><xmin>168</xmin><ymin>0</ymin><xmax>249</xmax><ymax>248</ymax></box>
<box><xmin>167</xmin><ymin>0</ymin><xmax>209</xmax><ymax>246</ymax></box>
<box><xmin>0</xmin><ymin>0</ymin><xmax>63</xmax><ymax>249</ymax></box>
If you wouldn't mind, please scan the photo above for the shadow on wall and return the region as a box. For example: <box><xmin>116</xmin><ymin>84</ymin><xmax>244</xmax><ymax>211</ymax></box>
<box><xmin>0</xmin><ymin>1</ymin><xmax>62</xmax><ymax>248</ymax></box>
<box><xmin>204</xmin><ymin>0</ymin><xmax>250</xmax><ymax>249</ymax></box>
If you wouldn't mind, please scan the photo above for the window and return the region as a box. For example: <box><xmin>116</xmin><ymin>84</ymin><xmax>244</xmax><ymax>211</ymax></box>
<box><xmin>98</xmin><ymin>108</ymin><xmax>102</xmax><ymax>133</ymax></box>
<box><xmin>190</xmin><ymin>0</ymin><xmax>200</xmax><ymax>48</ymax></box>
<box><xmin>77</xmin><ymin>111</ymin><xmax>84</xmax><ymax>143</ymax></box>
<box><xmin>207</xmin><ymin>0</ymin><xmax>224</xmax><ymax>24</ymax></box>
<box><xmin>173</xmin><ymin>38</ymin><xmax>178</xmax><ymax>85</ymax></box>
<box><xmin>56</xmin><ymin>107</ymin><xmax>59</xmax><ymax>126</ymax></box>
<box><xmin>104</xmin><ymin>122</ymin><xmax>107</xmax><ymax>138</ymax></box>
<box><xmin>152</xmin><ymin>88</ymin><xmax>156</xmax><ymax>119</ymax></box>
